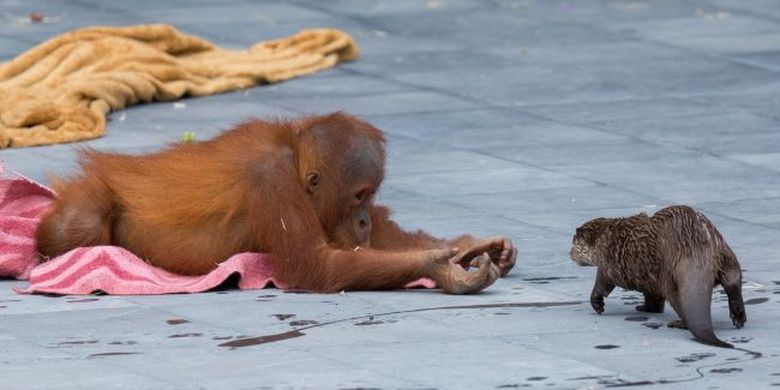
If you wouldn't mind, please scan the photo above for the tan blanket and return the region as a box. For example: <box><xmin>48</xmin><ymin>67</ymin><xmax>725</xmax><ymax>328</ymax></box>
<box><xmin>0</xmin><ymin>24</ymin><xmax>358</xmax><ymax>148</ymax></box>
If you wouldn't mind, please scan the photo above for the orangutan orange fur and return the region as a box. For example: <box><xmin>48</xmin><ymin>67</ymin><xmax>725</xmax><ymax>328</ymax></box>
<box><xmin>35</xmin><ymin>113</ymin><xmax>517</xmax><ymax>293</ymax></box>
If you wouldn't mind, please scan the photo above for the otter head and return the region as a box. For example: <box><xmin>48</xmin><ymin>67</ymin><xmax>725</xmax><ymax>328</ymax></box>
<box><xmin>570</xmin><ymin>218</ymin><xmax>610</xmax><ymax>266</ymax></box>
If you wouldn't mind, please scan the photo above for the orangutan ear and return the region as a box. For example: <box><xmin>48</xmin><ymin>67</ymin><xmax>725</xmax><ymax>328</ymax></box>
<box><xmin>306</xmin><ymin>171</ymin><xmax>320</xmax><ymax>193</ymax></box>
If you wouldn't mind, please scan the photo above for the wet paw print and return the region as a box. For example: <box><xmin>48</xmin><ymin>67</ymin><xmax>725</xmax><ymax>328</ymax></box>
<box><xmin>256</xmin><ymin>294</ymin><xmax>277</xmax><ymax>302</ymax></box>
<box><xmin>289</xmin><ymin>320</ymin><xmax>318</xmax><ymax>326</ymax></box>
<box><xmin>642</xmin><ymin>322</ymin><xmax>664</xmax><ymax>329</ymax></box>
<box><xmin>710</xmin><ymin>368</ymin><xmax>742</xmax><ymax>374</ymax></box>
<box><xmin>729</xmin><ymin>336</ymin><xmax>752</xmax><ymax>344</ymax></box>
<box><xmin>675</xmin><ymin>352</ymin><xmax>715</xmax><ymax>363</ymax></box>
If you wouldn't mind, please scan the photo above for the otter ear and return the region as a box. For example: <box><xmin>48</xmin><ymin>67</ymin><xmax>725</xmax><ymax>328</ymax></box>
<box><xmin>306</xmin><ymin>172</ymin><xmax>320</xmax><ymax>193</ymax></box>
<box><xmin>576</xmin><ymin>226</ymin><xmax>591</xmax><ymax>237</ymax></box>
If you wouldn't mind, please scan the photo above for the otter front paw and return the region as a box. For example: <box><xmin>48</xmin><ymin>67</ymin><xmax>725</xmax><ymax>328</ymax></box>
<box><xmin>590</xmin><ymin>295</ymin><xmax>605</xmax><ymax>314</ymax></box>
<box><xmin>730</xmin><ymin>304</ymin><xmax>746</xmax><ymax>329</ymax></box>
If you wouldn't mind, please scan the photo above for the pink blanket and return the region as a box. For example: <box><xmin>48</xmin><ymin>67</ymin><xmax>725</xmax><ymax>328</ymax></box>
<box><xmin>0</xmin><ymin>164</ymin><xmax>435</xmax><ymax>295</ymax></box>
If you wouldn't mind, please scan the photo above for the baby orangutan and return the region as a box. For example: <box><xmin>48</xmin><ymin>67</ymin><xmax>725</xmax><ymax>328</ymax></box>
<box><xmin>570</xmin><ymin>205</ymin><xmax>746</xmax><ymax>348</ymax></box>
<box><xmin>35</xmin><ymin>112</ymin><xmax>517</xmax><ymax>294</ymax></box>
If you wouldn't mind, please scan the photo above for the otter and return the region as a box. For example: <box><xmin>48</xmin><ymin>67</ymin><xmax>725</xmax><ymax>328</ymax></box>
<box><xmin>570</xmin><ymin>205</ymin><xmax>746</xmax><ymax>348</ymax></box>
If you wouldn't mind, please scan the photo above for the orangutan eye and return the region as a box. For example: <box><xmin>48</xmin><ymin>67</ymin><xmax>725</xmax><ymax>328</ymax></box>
<box><xmin>355</xmin><ymin>190</ymin><xmax>368</xmax><ymax>202</ymax></box>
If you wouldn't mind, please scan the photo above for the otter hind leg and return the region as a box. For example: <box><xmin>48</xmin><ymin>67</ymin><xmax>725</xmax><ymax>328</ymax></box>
<box><xmin>668</xmin><ymin>257</ymin><xmax>733</xmax><ymax>349</ymax></box>
<box><xmin>719</xmin><ymin>249</ymin><xmax>746</xmax><ymax>329</ymax></box>
<box><xmin>636</xmin><ymin>293</ymin><xmax>665</xmax><ymax>313</ymax></box>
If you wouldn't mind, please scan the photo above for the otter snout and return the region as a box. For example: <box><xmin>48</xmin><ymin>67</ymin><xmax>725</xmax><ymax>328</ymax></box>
<box><xmin>569</xmin><ymin>242</ymin><xmax>595</xmax><ymax>266</ymax></box>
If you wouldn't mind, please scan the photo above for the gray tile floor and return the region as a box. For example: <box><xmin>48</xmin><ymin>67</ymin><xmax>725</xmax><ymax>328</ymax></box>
<box><xmin>2</xmin><ymin>0</ymin><xmax>780</xmax><ymax>389</ymax></box>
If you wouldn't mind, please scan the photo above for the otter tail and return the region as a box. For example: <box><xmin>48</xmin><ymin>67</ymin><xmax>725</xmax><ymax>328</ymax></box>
<box><xmin>675</xmin><ymin>257</ymin><xmax>734</xmax><ymax>349</ymax></box>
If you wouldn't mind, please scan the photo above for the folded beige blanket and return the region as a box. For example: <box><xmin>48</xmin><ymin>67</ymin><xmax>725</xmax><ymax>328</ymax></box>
<box><xmin>0</xmin><ymin>24</ymin><xmax>358</xmax><ymax>148</ymax></box>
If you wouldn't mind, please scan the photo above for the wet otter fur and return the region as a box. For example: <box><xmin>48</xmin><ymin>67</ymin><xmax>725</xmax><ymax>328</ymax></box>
<box><xmin>570</xmin><ymin>205</ymin><xmax>746</xmax><ymax>348</ymax></box>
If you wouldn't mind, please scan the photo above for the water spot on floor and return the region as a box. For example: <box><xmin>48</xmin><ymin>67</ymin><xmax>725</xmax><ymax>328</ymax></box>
<box><xmin>88</xmin><ymin>352</ymin><xmax>141</xmax><ymax>358</ymax></box>
<box><xmin>642</xmin><ymin>322</ymin><xmax>664</xmax><ymax>329</ymax></box>
<box><xmin>55</xmin><ymin>340</ymin><xmax>98</xmax><ymax>346</ymax></box>
<box><xmin>258</xmin><ymin>294</ymin><xmax>277</xmax><ymax>298</ymax></box>
<box><xmin>273</xmin><ymin>314</ymin><xmax>296</xmax><ymax>321</ymax></box>
<box><xmin>166</xmin><ymin>318</ymin><xmax>189</xmax><ymax>325</ymax></box>
<box><xmin>526</xmin><ymin>376</ymin><xmax>546</xmax><ymax>381</ymax></box>
<box><xmin>675</xmin><ymin>352</ymin><xmax>715</xmax><ymax>363</ymax></box>
<box><xmin>219</xmin><ymin>301</ymin><xmax>582</xmax><ymax>349</ymax></box>
<box><xmin>730</xmin><ymin>336</ymin><xmax>752</xmax><ymax>344</ymax></box>
<box><xmin>710</xmin><ymin>368</ymin><xmax>742</xmax><ymax>374</ymax></box>
<box><xmin>168</xmin><ymin>333</ymin><xmax>202</xmax><ymax>338</ymax></box>
<box><xmin>625</xmin><ymin>315</ymin><xmax>648</xmax><ymax>321</ymax></box>
<box><xmin>771</xmin><ymin>373</ymin><xmax>780</xmax><ymax>376</ymax></box>
<box><xmin>339</xmin><ymin>387</ymin><xmax>382</xmax><ymax>390</ymax></box>
<box><xmin>726</xmin><ymin>357</ymin><xmax>739</xmax><ymax>361</ymax></box>
<box><xmin>67</xmin><ymin>298</ymin><xmax>99</xmax><ymax>303</ymax></box>
<box><xmin>284</xmin><ymin>289</ymin><xmax>313</xmax><ymax>294</ymax></box>
<box><xmin>0</xmin><ymin>299</ymin><xmax>22</xmax><ymax>302</ymax></box>
<box><xmin>108</xmin><ymin>341</ymin><xmax>137</xmax><ymax>345</ymax></box>
<box><xmin>220</xmin><ymin>330</ymin><xmax>305</xmax><ymax>348</ymax></box>
<box><xmin>494</xmin><ymin>312</ymin><xmax>511</xmax><ymax>315</ymax></box>
<box><xmin>212</xmin><ymin>336</ymin><xmax>233</xmax><ymax>340</ymax></box>
<box><xmin>597</xmin><ymin>378</ymin><xmax>655</xmax><ymax>387</ymax></box>
<box><xmin>522</xmin><ymin>276</ymin><xmax>577</xmax><ymax>282</ymax></box>
<box><xmin>440</xmin><ymin>302</ymin><xmax>581</xmax><ymax>310</ymax></box>
<box><xmin>0</xmin><ymin>305</ymin><xmax>6</xmax><ymax>309</ymax></box>
<box><xmin>773</xmin><ymin>281</ymin><xmax>780</xmax><ymax>285</ymax></box>
<box><xmin>289</xmin><ymin>320</ymin><xmax>318</xmax><ymax>326</ymax></box>
<box><xmin>568</xmin><ymin>375</ymin><xmax>617</xmax><ymax>381</ymax></box>
<box><xmin>745</xmin><ymin>297</ymin><xmax>769</xmax><ymax>305</ymax></box>
<box><xmin>594</xmin><ymin>344</ymin><xmax>620</xmax><ymax>350</ymax></box>
<box><xmin>354</xmin><ymin>320</ymin><xmax>384</xmax><ymax>326</ymax></box>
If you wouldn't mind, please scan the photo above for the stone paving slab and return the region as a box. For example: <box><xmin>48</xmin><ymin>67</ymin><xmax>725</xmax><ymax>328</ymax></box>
<box><xmin>2</xmin><ymin>0</ymin><xmax>780</xmax><ymax>389</ymax></box>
